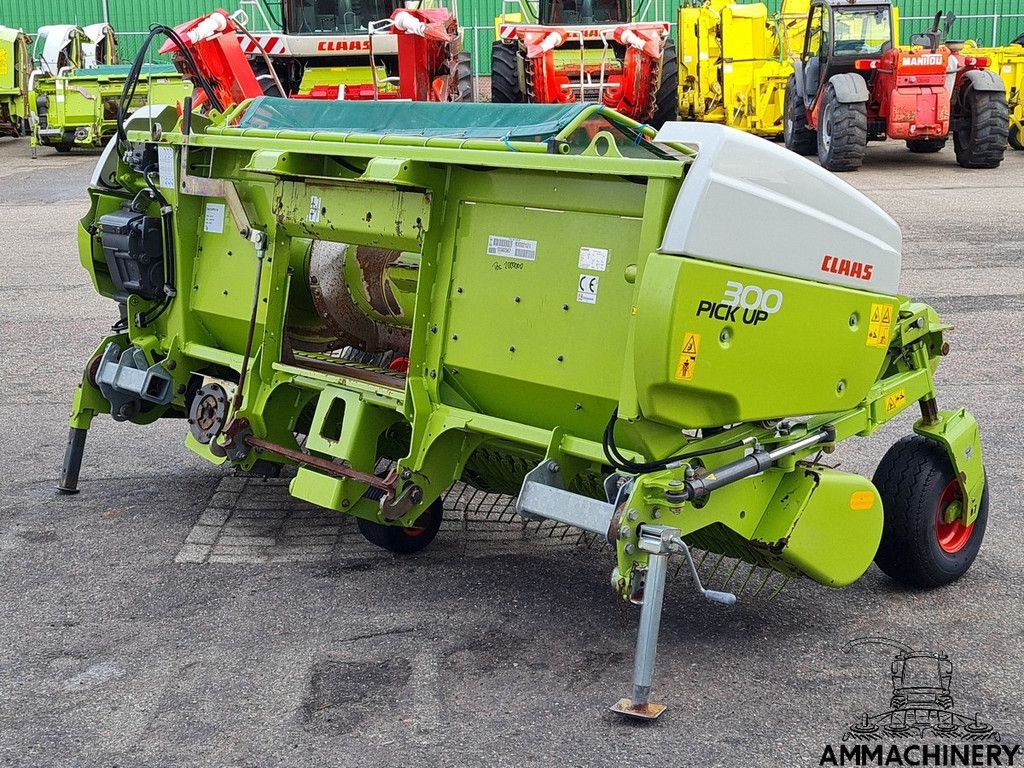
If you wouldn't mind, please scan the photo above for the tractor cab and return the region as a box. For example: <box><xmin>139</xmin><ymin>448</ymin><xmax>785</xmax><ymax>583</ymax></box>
<box><xmin>800</xmin><ymin>0</ymin><xmax>893</xmax><ymax>109</ymax></box>
<box><xmin>282</xmin><ymin>0</ymin><xmax>425</xmax><ymax>35</ymax></box>
<box><xmin>535</xmin><ymin>0</ymin><xmax>629</xmax><ymax>26</ymax></box>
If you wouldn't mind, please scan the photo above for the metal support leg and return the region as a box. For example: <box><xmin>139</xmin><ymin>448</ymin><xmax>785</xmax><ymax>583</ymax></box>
<box><xmin>611</xmin><ymin>525</ymin><xmax>677</xmax><ymax>720</ymax></box>
<box><xmin>57</xmin><ymin>427</ymin><xmax>88</xmax><ymax>495</ymax></box>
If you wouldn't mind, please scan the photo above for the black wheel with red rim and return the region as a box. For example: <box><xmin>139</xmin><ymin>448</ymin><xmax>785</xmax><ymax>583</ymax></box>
<box><xmin>872</xmin><ymin>435</ymin><xmax>988</xmax><ymax>587</ymax></box>
<box><xmin>357</xmin><ymin>498</ymin><xmax>443</xmax><ymax>555</ymax></box>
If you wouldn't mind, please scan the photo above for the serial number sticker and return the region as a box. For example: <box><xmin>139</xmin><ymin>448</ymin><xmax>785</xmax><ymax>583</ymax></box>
<box><xmin>203</xmin><ymin>202</ymin><xmax>225</xmax><ymax>234</ymax></box>
<box><xmin>308</xmin><ymin>195</ymin><xmax>322</xmax><ymax>223</ymax></box>
<box><xmin>577</xmin><ymin>274</ymin><xmax>599</xmax><ymax>304</ymax></box>
<box><xmin>675</xmin><ymin>331</ymin><xmax>701</xmax><ymax>381</ymax></box>
<box><xmin>157</xmin><ymin>146</ymin><xmax>175</xmax><ymax>189</ymax></box>
<box><xmin>487</xmin><ymin>235</ymin><xmax>537</xmax><ymax>261</ymax></box>
<box><xmin>578</xmin><ymin>246</ymin><xmax>609</xmax><ymax>272</ymax></box>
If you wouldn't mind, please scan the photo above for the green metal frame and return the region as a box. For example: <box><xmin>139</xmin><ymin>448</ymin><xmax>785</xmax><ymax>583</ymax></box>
<box><xmin>68</xmin><ymin>98</ymin><xmax>982</xmax><ymax>602</ymax></box>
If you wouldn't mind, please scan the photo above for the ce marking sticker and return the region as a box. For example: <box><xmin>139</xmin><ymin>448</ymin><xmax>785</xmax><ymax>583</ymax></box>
<box><xmin>577</xmin><ymin>274</ymin><xmax>599</xmax><ymax>304</ymax></box>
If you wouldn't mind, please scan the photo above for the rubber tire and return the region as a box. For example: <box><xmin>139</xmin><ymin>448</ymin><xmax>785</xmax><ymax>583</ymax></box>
<box><xmin>953</xmin><ymin>83</ymin><xmax>1009</xmax><ymax>168</ymax></box>
<box><xmin>357</xmin><ymin>497</ymin><xmax>443</xmax><ymax>555</ymax></box>
<box><xmin>817</xmin><ymin>83</ymin><xmax>867</xmax><ymax>172</ymax></box>
<box><xmin>872</xmin><ymin>435</ymin><xmax>989</xmax><ymax>588</ymax></box>
<box><xmin>54</xmin><ymin>144</ymin><xmax>72</xmax><ymax>153</ymax></box>
<box><xmin>906</xmin><ymin>138</ymin><xmax>946</xmax><ymax>153</ymax></box>
<box><xmin>650</xmin><ymin>38</ymin><xmax>678</xmax><ymax>128</ymax></box>
<box><xmin>783</xmin><ymin>75</ymin><xmax>817</xmax><ymax>155</ymax></box>
<box><xmin>1009</xmin><ymin>123</ymin><xmax>1023</xmax><ymax>151</ymax></box>
<box><xmin>490</xmin><ymin>40</ymin><xmax>522</xmax><ymax>104</ymax></box>
<box><xmin>456</xmin><ymin>50</ymin><xmax>474</xmax><ymax>103</ymax></box>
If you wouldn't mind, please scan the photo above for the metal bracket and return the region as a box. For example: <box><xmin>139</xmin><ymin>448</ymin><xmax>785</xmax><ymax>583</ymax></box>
<box><xmin>94</xmin><ymin>343</ymin><xmax>174</xmax><ymax>422</ymax></box>
<box><xmin>516</xmin><ymin>460</ymin><xmax>616</xmax><ymax>538</ymax></box>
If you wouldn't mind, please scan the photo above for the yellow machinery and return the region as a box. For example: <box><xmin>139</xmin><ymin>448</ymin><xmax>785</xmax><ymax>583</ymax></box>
<box><xmin>962</xmin><ymin>38</ymin><xmax>1024</xmax><ymax>150</ymax></box>
<box><xmin>676</xmin><ymin>0</ymin><xmax>901</xmax><ymax>139</ymax></box>
<box><xmin>676</xmin><ymin>0</ymin><xmax>807</xmax><ymax>137</ymax></box>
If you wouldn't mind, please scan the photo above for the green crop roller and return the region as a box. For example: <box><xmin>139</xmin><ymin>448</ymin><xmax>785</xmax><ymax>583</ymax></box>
<box><xmin>62</xmin><ymin>96</ymin><xmax>989</xmax><ymax>719</ymax></box>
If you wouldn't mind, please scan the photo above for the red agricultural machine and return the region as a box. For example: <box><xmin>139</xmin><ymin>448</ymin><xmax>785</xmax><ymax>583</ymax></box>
<box><xmin>492</xmin><ymin>0</ymin><xmax>677</xmax><ymax>126</ymax></box>
<box><xmin>785</xmin><ymin>1</ymin><xmax>1008</xmax><ymax>170</ymax></box>
<box><xmin>159</xmin><ymin>2</ymin><xmax>471</xmax><ymax>108</ymax></box>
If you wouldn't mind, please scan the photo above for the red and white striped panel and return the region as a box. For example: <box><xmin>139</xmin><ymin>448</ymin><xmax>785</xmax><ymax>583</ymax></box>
<box><xmin>238</xmin><ymin>34</ymin><xmax>289</xmax><ymax>55</ymax></box>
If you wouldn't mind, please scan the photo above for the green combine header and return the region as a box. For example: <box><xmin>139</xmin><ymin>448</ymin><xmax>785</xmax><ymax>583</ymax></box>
<box><xmin>62</xmin><ymin>96</ymin><xmax>989</xmax><ymax>717</ymax></box>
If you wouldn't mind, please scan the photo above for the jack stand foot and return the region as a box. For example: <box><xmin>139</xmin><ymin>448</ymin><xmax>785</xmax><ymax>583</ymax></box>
<box><xmin>611</xmin><ymin>525</ymin><xmax>677</xmax><ymax>720</ymax></box>
<box><xmin>610</xmin><ymin>697</ymin><xmax>667</xmax><ymax>720</ymax></box>
<box><xmin>57</xmin><ymin>427</ymin><xmax>87</xmax><ymax>495</ymax></box>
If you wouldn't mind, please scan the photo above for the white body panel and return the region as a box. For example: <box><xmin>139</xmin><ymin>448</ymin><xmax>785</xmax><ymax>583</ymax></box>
<box><xmin>238</xmin><ymin>32</ymin><xmax>400</xmax><ymax>57</ymax></box>
<box><xmin>654</xmin><ymin>123</ymin><xmax>902</xmax><ymax>295</ymax></box>
<box><xmin>35</xmin><ymin>25</ymin><xmax>80</xmax><ymax>75</ymax></box>
<box><xmin>81</xmin><ymin>22</ymin><xmax>113</xmax><ymax>67</ymax></box>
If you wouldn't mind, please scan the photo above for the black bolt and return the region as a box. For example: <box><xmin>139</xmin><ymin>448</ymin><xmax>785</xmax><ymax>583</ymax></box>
<box><xmin>509</xmin><ymin>346</ymin><xmax>516</xmax><ymax>353</ymax></box>
<box><xmin>557</xmin><ymin>355</ymin><xmax>564</xmax><ymax>362</ymax></box>
<box><xmin>562</xmin><ymin>304</ymin><xmax>569</xmax><ymax>311</ymax></box>
<box><xmin>514</xmin><ymin>296</ymin><xmax>521</xmax><ymax>303</ymax></box>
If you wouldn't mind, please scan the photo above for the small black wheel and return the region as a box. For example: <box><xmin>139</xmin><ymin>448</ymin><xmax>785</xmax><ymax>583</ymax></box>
<box><xmin>455</xmin><ymin>50</ymin><xmax>474</xmax><ymax>102</ymax></box>
<box><xmin>953</xmin><ymin>81</ymin><xmax>1008</xmax><ymax>168</ymax></box>
<box><xmin>54</xmin><ymin>143</ymin><xmax>72</xmax><ymax>153</ymax></box>
<box><xmin>872</xmin><ymin>435</ymin><xmax>988</xmax><ymax>588</ymax></box>
<box><xmin>783</xmin><ymin>75</ymin><xmax>817</xmax><ymax>155</ymax></box>
<box><xmin>650</xmin><ymin>38</ymin><xmax>678</xmax><ymax>128</ymax></box>
<box><xmin>817</xmin><ymin>82</ymin><xmax>867</xmax><ymax>172</ymax></box>
<box><xmin>1008</xmin><ymin>122</ymin><xmax>1023</xmax><ymax>151</ymax></box>
<box><xmin>906</xmin><ymin>138</ymin><xmax>946</xmax><ymax>153</ymax></box>
<box><xmin>490</xmin><ymin>40</ymin><xmax>522</xmax><ymax>103</ymax></box>
<box><xmin>357</xmin><ymin>497</ymin><xmax>443</xmax><ymax>554</ymax></box>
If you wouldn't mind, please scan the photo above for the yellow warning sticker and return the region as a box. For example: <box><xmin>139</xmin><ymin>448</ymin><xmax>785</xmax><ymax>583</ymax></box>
<box><xmin>0</xmin><ymin>49</ymin><xmax>7</xmax><ymax>77</ymax></box>
<box><xmin>675</xmin><ymin>332</ymin><xmax>701</xmax><ymax>381</ymax></box>
<box><xmin>866</xmin><ymin>303</ymin><xmax>892</xmax><ymax>349</ymax></box>
<box><xmin>884</xmin><ymin>388</ymin><xmax>907</xmax><ymax>414</ymax></box>
<box><xmin>681</xmin><ymin>332</ymin><xmax>700</xmax><ymax>356</ymax></box>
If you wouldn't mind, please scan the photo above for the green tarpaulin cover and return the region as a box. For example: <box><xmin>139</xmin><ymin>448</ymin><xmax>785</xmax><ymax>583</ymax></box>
<box><xmin>69</xmin><ymin>64</ymin><xmax>179</xmax><ymax>78</ymax></box>
<box><xmin>235</xmin><ymin>97</ymin><xmax>592</xmax><ymax>140</ymax></box>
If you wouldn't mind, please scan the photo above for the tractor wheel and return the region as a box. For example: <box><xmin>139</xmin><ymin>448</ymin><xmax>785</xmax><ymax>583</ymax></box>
<box><xmin>356</xmin><ymin>497</ymin><xmax>443</xmax><ymax>555</ymax></box>
<box><xmin>54</xmin><ymin>143</ymin><xmax>72</xmax><ymax>153</ymax></box>
<box><xmin>906</xmin><ymin>138</ymin><xmax>946</xmax><ymax>153</ymax></box>
<box><xmin>650</xmin><ymin>38</ymin><xmax>678</xmax><ymax>128</ymax></box>
<box><xmin>1007</xmin><ymin>123</ymin><xmax>1022</xmax><ymax>151</ymax></box>
<box><xmin>953</xmin><ymin>82</ymin><xmax>1008</xmax><ymax>168</ymax></box>
<box><xmin>872</xmin><ymin>435</ymin><xmax>988</xmax><ymax>588</ymax></box>
<box><xmin>817</xmin><ymin>84</ymin><xmax>866</xmax><ymax>171</ymax></box>
<box><xmin>783</xmin><ymin>75</ymin><xmax>816</xmax><ymax>155</ymax></box>
<box><xmin>490</xmin><ymin>40</ymin><xmax>522</xmax><ymax>104</ymax></box>
<box><xmin>456</xmin><ymin>50</ymin><xmax>474</xmax><ymax>103</ymax></box>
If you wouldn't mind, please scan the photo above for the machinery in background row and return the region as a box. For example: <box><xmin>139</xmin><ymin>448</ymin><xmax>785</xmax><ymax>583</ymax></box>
<box><xmin>784</xmin><ymin>2</ymin><xmax>1008</xmax><ymax>171</ymax></box>
<box><xmin>226</xmin><ymin>0</ymin><xmax>472</xmax><ymax>102</ymax></box>
<box><xmin>675</xmin><ymin>0</ymin><xmax>810</xmax><ymax>138</ymax></box>
<box><xmin>28</xmin><ymin>23</ymin><xmax>191</xmax><ymax>154</ymax></box>
<box><xmin>60</xmin><ymin>88</ymin><xmax>989</xmax><ymax>718</ymax></box>
<box><xmin>490</xmin><ymin>0</ymin><xmax>677</xmax><ymax>126</ymax></box>
<box><xmin>0</xmin><ymin>25</ymin><xmax>32</xmax><ymax>137</ymax></box>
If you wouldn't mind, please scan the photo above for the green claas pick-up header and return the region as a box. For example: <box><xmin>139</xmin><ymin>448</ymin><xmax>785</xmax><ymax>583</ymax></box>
<box><xmin>62</xmin><ymin>96</ymin><xmax>989</xmax><ymax>718</ymax></box>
